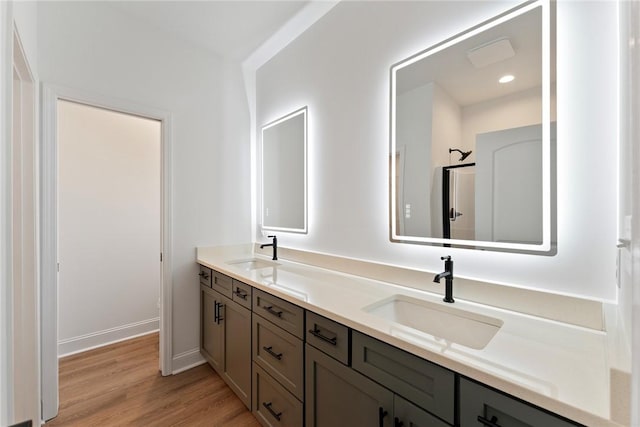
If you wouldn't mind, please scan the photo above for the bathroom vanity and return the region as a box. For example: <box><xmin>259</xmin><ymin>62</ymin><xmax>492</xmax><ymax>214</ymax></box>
<box><xmin>197</xmin><ymin>245</ymin><xmax>624</xmax><ymax>427</ymax></box>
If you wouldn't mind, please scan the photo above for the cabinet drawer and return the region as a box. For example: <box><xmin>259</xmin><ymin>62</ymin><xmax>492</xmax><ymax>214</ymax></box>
<box><xmin>253</xmin><ymin>289</ymin><xmax>304</xmax><ymax>339</ymax></box>
<box><xmin>253</xmin><ymin>315</ymin><xmax>304</xmax><ymax>400</ymax></box>
<box><xmin>211</xmin><ymin>270</ymin><xmax>233</xmax><ymax>298</ymax></box>
<box><xmin>232</xmin><ymin>279</ymin><xmax>252</xmax><ymax>310</ymax></box>
<box><xmin>253</xmin><ymin>363</ymin><xmax>303</xmax><ymax>427</ymax></box>
<box><xmin>459</xmin><ymin>378</ymin><xmax>580</xmax><ymax>427</ymax></box>
<box><xmin>352</xmin><ymin>331</ymin><xmax>455</xmax><ymax>424</ymax></box>
<box><xmin>198</xmin><ymin>265</ymin><xmax>212</xmax><ymax>287</ymax></box>
<box><xmin>305</xmin><ymin>311</ymin><xmax>350</xmax><ymax>365</ymax></box>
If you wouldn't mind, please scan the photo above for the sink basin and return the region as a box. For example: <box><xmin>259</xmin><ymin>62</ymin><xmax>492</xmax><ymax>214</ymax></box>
<box><xmin>363</xmin><ymin>295</ymin><xmax>503</xmax><ymax>350</ymax></box>
<box><xmin>226</xmin><ymin>258</ymin><xmax>279</xmax><ymax>271</ymax></box>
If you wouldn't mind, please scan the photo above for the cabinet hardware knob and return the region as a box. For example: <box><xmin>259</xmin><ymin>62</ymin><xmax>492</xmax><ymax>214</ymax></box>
<box><xmin>262</xmin><ymin>346</ymin><xmax>283</xmax><ymax>360</ymax></box>
<box><xmin>308</xmin><ymin>328</ymin><xmax>337</xmax><ymax>345</ymax></box>
<box><xmin>378</xmin><ymin>407</ymin><xmax>388</xmax><ymax>427</ymax></box>
<box><xmin>263</xmin><ymin>305</ymin><xmax>283</xmax><ymax>318</ymax></box>
<box><xmin>263</xmin><ymin>402</ymin><xmax>282</xmax><ymax>421</ymax></box>
<box><xmin>477</xmin><ymin>415</ymin><xmax>501</xmax><ymax>427</ymax></box>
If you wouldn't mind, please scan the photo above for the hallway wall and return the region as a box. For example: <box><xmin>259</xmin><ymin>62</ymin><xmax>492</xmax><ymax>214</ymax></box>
<box><xmin>38</xmin><ymin>1</ymin><xmax>252</xmax><ymax>370</ymax></box>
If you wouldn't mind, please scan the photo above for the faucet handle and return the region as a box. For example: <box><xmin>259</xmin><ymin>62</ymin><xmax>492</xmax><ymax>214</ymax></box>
<box><xmin>441</xmin><ymin>255</ymin><xmax>451</xmax><ymax>261</ymax></box>
<box><xmin>268</xmin><ymin>235</ymin><xmax>276</xmax><ymax>239</ymax></box>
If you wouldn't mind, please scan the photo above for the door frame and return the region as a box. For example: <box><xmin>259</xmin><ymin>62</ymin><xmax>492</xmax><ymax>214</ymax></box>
<box><xmin>40</xmin><ymin>84</ymin><xmax>173</xmax><ymax>420</ymax></box>
<box><xmin>2</xmin><ymin>17</ymin><xmax>39</xmax><ymax>425</ymax></box>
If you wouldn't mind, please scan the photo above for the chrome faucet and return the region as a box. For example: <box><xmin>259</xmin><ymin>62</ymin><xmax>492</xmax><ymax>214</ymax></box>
<box><xmin>433</xmin><ymin>256</ymin><xmax>454</xmax><ymax>303</ymax></box>
<box><xmin>260</xmin><ymin>235</ymin><xmax>278</xmax><ymax>260</ymax></box>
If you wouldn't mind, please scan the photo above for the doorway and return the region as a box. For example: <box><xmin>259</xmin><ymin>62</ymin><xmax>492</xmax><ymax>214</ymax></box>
<box><xmin>40</xmin><ymin>87</ymin><xmax>173</xmax><ymax>421</ymax></box>
<box><xmin>57</xmin><ymin>100</ymin><xmax>161</xmax><ymax>356</ymax></box>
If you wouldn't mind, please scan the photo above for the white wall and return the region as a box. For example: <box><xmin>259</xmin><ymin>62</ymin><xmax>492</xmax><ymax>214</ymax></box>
<box><xmin>38</xmin><ymin>1</ymin><xmax>252</xmax><ymax>369</ymax></box>
<box><xmin>12</xmin><ymin>1</ymin><xmax>37</xmax><ymax>74</ymax></box>
<box><xmin>57</xmin><ymin>100</ymin><xmax>160</xmax><ymax>355</ymax></box>
<box><xmin>431</xmin><ymin>83</ymin><xmax>462</xmax><ymax>168</ymax></box>
<box><xmin>256</xmin><ymin>1</ymin><xmax>619</xmax><ymax>301</ymax></box>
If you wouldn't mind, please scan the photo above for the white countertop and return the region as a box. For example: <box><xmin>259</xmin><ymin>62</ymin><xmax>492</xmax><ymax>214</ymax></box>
<box><xmin>197</xmin><ymin>245</ymin><xmax>623</xmax><ymax>427</ymax></box>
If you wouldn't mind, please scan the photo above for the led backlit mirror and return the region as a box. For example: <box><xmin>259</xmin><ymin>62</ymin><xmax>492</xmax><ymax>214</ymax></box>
<box><xmin>261</xmin><ymin>107</ymin><xmax>307</xmax><ymax>233</ymax></box>
<box><xmin>390</xmin><ymin>0</ymin><xmax>555</xmax><ymax>253</ymax></box>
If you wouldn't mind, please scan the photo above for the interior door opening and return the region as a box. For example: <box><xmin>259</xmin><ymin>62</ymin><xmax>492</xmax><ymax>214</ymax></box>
<box><xmin>56</xmin><ymin>100</ymin><xmax>161</xmax><ymax>358</ymax></box>
<box><xmin>41</xmin><ymin>90</ymin><xmax>172</xmax><ymax>422</ymax></box>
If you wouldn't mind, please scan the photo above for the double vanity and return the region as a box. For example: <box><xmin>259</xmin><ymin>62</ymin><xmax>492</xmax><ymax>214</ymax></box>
<box><xmin>197</xmin><ymin>245</ymin><xmax>622</xmax><ymax>427</ymax></box>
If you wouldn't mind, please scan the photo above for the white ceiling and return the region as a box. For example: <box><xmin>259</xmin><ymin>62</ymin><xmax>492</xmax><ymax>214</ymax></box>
<box><xmin>397</xmin><ymin>5</ymin><xmax>555</xmax><ymax>107</ymax></box>
<box><xmin>107</xmin><ymin>1</ymin><xmax>310</xmax><ymax>61</ymax></box>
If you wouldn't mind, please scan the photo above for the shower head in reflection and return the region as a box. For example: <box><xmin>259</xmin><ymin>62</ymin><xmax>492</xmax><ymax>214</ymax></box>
<box><xmin>449</xmin><ymin>148</ymin><xmax>472</xmax><ymax>162</ymax></box>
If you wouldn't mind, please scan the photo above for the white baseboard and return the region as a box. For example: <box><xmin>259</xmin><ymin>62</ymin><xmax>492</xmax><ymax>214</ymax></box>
<box><xmin>172</xmin><ymin>348</ymin><xmax>205</xmax><ymax>374</ymax></box>
<box><xmin>58</xmin><ymin>317</ymin><xmax>159</xmax><ymax>358</ymax></box>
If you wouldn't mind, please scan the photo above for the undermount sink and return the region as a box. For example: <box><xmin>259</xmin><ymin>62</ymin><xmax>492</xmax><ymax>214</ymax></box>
<box><xmin>226</xmin><ymin>258</ymin><xmax>279</xmax><ymax>271</ymax></box>
<box><xmin>363</xmin><ymin>295</ymin><xmax>503</xmax><ymax>350</ymax></box>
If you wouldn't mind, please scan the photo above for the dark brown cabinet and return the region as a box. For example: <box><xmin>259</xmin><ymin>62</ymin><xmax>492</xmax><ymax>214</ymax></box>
<box><xmin>459</xmin><ymin>378</ymin><xmax>580</xmax><ymax>427</ymax></box>
<box><xmin>305</xmin><ymin>331</ymin><xmax>453</xmax><ymax>427</ymax></box>
<box><xmin>198</xmin><ymin>264</ymin><xmax>582</xmax><ymax>427</ymax></box>
<box><xmin>352</xmin><ymin>331</ymin><xmax>455</xmax><ymax>425</ymax></box>
<box><xmin>305</xmin><ymin>343</ymin><xmax>394</xmax><ymax>427</ymax></box>
<box><xmin>200</xmin><ymin>283</ymin><xmax>252</xmax><ymax>409</ymax></box>
<box><xmin>200</xmin><ymin>285</ymin><xmax>224</xmax><ymax>372</ymax></box>
<box><xmin>221</xmin><ymin>294</ymin><xmax>252</xmax><ymax>407</ymax></box>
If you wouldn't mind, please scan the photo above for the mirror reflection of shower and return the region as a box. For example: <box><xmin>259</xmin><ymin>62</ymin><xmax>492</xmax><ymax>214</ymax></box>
<box><xmin>449</xmin><ymin>148</ymin><xmax>472</xmax><ymax>162</ymax></box>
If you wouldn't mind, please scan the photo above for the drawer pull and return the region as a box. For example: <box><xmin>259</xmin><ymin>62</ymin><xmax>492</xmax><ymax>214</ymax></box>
<box><xmin>262</xmin><ymin>346</ymin><xmax>283</xmax><ymax>360</ymax></box>
<box><xmin>263</xmin><ymin>305</ymin><xmax>283</xmax><ymax>318</ymax></box>
<box><xmin>394</xmin><ymin>417</ymin><xmax>404</xmax><ymax>427</ymax></box>
<box><xmin>234</xmin><ymin>287</ymin><xmax>248</xmax><ymax>300</ymax></box>
<box><xmin>309</xmin><ymin>327</ymin><xmax>337</xmax><ymax>345</ymax></box>
<box><xmin>199</xmin><ymin>271</ymin><xmax>209</xmax><ymax>279</ymax></box>
<box><xmin>477</xmin><ymin>415</ymin><xmax>501</xmax><ymax>427</ymax></box>
<box><xmin>263</xmin><ymin>402</ymin><xmax>282</xmax><ymax>421</ymax></box>
<box><xmin>215</xmin><ymin>302</ymin><xmax>224</xmax><ymax>324</ymax></box>
<box><xmin>378</xmin><ymin>407</ymin><xmax>388</xmax><ymax>427</ymax></box>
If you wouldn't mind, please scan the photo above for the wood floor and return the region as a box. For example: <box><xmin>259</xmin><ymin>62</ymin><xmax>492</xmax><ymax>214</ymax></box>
<box><xmin>45</xmin><ymin>333</ymin><xmax>260</xmax><ymax>426</ymax></box>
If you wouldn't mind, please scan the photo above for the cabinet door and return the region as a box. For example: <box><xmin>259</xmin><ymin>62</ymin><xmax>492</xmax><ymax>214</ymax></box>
<box><xmin>222</xmin><ymin>297</ymin><xmax>252</xmax><ymax>409</ymax></box>
<box><xmin>200</xmin><ymin>285</ymin><xmax>224</xmax><ymax>373</ymax></box>
<box><xmin>306</xmin><ymin>344</ymin><xmax>394</xmax><ymax>427</ymax></box>
<box><xmin>394</xmin><ymin>395</ymin><xmax>450</xmax><ymax>427</ymax></box>
<box><xmin>459</xmin><ymin>378</ymin><xmax>579</xmax><ymax>427</ymax></box>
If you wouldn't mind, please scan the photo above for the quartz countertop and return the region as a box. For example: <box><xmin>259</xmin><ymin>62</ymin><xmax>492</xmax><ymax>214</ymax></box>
<box><xmin>196</xmin><ymin>245</ymin><xmax>624</xmax><ymax>427</ymax></box>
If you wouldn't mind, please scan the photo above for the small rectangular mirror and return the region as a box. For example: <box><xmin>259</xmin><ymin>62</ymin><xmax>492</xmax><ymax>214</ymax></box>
<box><xmin>390</xmin><ymin>0</ymin><xmax>555</xmax><ymax>253</ymax></box>
<box><xmin>261</xmin><ymin>106</ymin><xmax>307</xmax><ymax>233</ymax></box>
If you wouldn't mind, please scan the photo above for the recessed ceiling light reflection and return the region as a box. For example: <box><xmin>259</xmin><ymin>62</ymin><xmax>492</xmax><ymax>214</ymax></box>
<box><xmin>499</xmin><ymin>74</ymin><xmax>515</xmax><ymax>83</ymax></box>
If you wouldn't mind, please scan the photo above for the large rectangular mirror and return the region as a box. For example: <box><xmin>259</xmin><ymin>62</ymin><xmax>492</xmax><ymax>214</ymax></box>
<box><xmin>262</xmin><ymin>106</ymin><xmax>308</xmax><ymax>233</ymax></box>
<box><xmin>390</xmin><ymin>0</ymin><xmax>555</xmax><ymax>253</ymax></box>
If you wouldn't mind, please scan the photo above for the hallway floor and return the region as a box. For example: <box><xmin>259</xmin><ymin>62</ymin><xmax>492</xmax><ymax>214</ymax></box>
<box><xmin>45</xmin><ymin>333</ymin><xmax>259</xmax><ymax>426</ymax></box>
